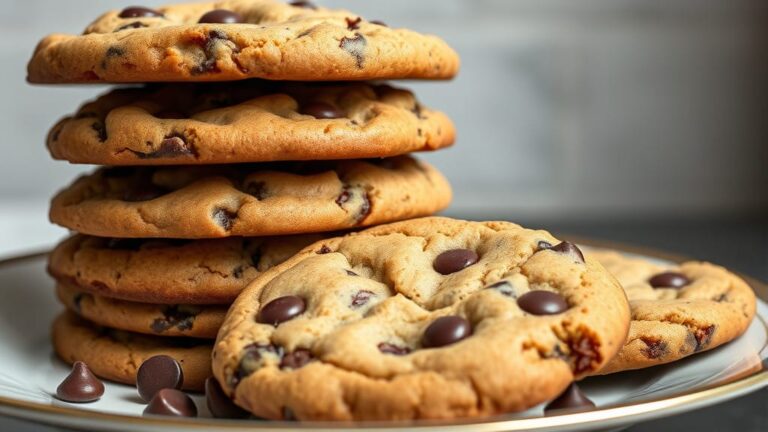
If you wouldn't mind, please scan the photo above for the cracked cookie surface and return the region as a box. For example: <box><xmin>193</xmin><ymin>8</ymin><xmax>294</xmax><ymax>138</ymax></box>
<box><xmin>48</xmin><ymin>234</ymin><xmax>325</xmax><ymax>304</ymax></box>
<box><xmin>47</xmin><ymin>82</ymin><xmax>454</xmax><ymax>165</ymax></box>
<box><xmin>56</xmin><ymin>281</ymin><xmax>227</xmax><ymax>338</ymax></box>
<box><xmin>588</xmin><ymin>250</ymin><xmax>756</xmax><ymax>374</ymax></box>
<box><xmin>212</xmin><ymin>217</ymin><xmax>630</xmax><ymax>421</ymax></box>
<box><xmin>52</xmin><ymin>312</ymin><xmax>212</xmax><ymax>391</ymax></box>
<box><xmin>49</xmin><ymin>156</ymin><xmax>451</xmax><ymax>238</ymax></box>
<box><xmin>27</xmin><ymin>0</ymin><xmax>459</xmax><ymax>83</ymax></box>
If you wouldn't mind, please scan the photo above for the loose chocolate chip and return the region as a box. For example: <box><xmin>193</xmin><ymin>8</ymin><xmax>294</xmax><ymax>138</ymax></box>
<box><xmin>136</xmin><ymin>355</ymin><xmax>184</xmax><ymax>403</ymax></box>
<box><xmin>517</xmin><ymin>291</ymin><xmax>569</xmax><ymax>315</ymax></box>
<box><xmin>143</xmin><ymin>388</ymin><xmax>197</xmax><ymax>417</ymax></box>
<box><xmin>119</xmin><ymin>6</ymin><xmax>163</xmax><ymax>18</ymax></box>
<box><xmin>56</xmin><ymin>362</ymin><xmax>104</xmax><ymax>403</ymax></box>
<box><xmin>370</xmin><ymin>20</ymin><xmax>387</xmax><ymax>27</ymax></box>
<box><xmin>232</xmin><ymin>343</ymin><xmax>281</xmax><ymax>386</ymax></box>
<box><xmin>199</xmin><ymin>9</ymin><xmax>244</xmax><ymax>24</ymax></box>
<box><xmin>212</xmin><ymin>207</ymin><xmax>237</xmax><ymax>231</ymax></box>
<box><xmin>300</xmin><ymin>102</ymin><xmax>344</xmax><ymax>119</ymax></box>
<box><xmin>378</xmin><ymin>342</ymin><xmax>411</xmax><ymax>356</ymax></box>
<box><xmin>350</xmin><ymin>290</ymin><xmax>374</xmax><ymax>308</ymax></box>
<box><xmin>544</xmin><ymin>383</ymin><xmax>594</xmax><ymax>413</ymax></box>
<box><xmin>205</xmin><ymin>377</ymin><xmax>249</xmax><ymax>419</ymax></box>
<box><xmin>433</xmin><ymin>249</ymin><xmax>479</xmax><ymax>275</ymax></box>
<box><xmin>649</xmin><ymin>272</ymin><xmax>691</xmax><ymax>289</ymax></box>
<box><xmin>279</xmin><ymin>349</ymin><xmax>313</xmax><ymax>370</ymax></box>
<box><xmin>543</xmin><ymin>241</ymin><xmax>585</xmax><ymax>263</ymax></box>
<box><xmin>289</xmin><ymin>1</ymin><xmax>317</xmax><ymax>9</ymax></box>
<box><xmin>123</xmin><ymin>184</ymin><xmax>169</xmax><ymax>202</ymax></box>
<box><xmin>345</xmin><ymin>16</ymin><xmax>362</xmax><ymax>30</ymax></box>
<box><xmin>339</xmin><ymin>33</ymin><xmax>367</xmax><ymax>68</ymax></box>
<box><xmin>257</xmin><ymin>296</ymin><xmax>306</xmax><ymax>326</ymax></box>
<box><xmin>422</xmin><ymin>316</ymin><xmax>472</xmax><ymax>348</ymax></box>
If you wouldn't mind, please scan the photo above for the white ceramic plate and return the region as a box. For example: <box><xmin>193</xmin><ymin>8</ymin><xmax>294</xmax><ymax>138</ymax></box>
<box><xmin>0</xmin><ymin>244</ymin><xmax>765</xmax><ymax>432</ymax></box>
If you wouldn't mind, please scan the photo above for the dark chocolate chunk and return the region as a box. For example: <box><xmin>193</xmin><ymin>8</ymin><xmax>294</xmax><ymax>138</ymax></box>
<box><xmin>544</xmin><ymin>383</ymin><xmax>595</xmax><ymax>413</ymax></box>
<box><xmin>205</xmin><ymin>377</ymin><xmax>249</xmax><ymax>419</ymax></box>
<box><xmin>56</xmin><ymin>361</ymin><xmax>105</xmax><ymax>403</ymax></box>
<box><xmin>143</xmin><ymin>388</ymin><xmax>197</xmax><ymax>417</ymax></box>
<box><xmin>378</xmin><ymin>343</ymin><xmax>411</xmax><ymax>356</ymax></box>
<box><xmin>517</xmin><ymin>291</ymin><xmax>569</xmax><ymax>315</ymax></box>
<box><xmin>257</xmin><ymin>296</ymin><xmax>306</xmax><ymax>326</ymax></box>
<box><xmin>279</xmin><ymin>349</ymin><xmax>313</xmax><ymax>370</ymax></box>
<box><xmin>136</xmin><ymin>355</ymin><xmax>184</xmax><ymax>402</ymax></box>
<box><xmin>422</xmin><ymin>316</ymin><xmax>472</xmax><ymax>348</ymax></box>
<box><xmin>433</xmin><ymin>249</ymin><xmax>479</xmax><ymax>275</ymax></box>
<box><xmin>198</xmin><ymin>9</ymin><xmax>244</xmax><ymax>24</ymax></box>
<box><xmin>119</xmin><ymin>6</ymin><xmax>163</xmax><ymax>18</ymax></box>
<box><xmin>649</xmin><ymin>272</ymin><xmax>691</xmax><ymax>289</ymax></box>
<box><xmin>569</xmin><ymin>336</ymin><xmax>600</xmax><ymax>374</ymax></box>
<box><xmin>339</xmin><ymin>33</ymin><xmax>367</xmax><ymax>68</ymax></box>
<box><xmin>300</xmin><ymin>101</ymin><xmax>344</xmax><ymax>119</ymax></box>
<box><xmin>132</xmin><ymin>135</ymin><xmax>196</xmax><ymax>159</ymax></box>
<box><xmin>541</xmin><ymin>241</ymin><xmax>585</xmax><ymax>263</ymax></box>
<box><xmin>350</xmin><ymin>290</ymin><xmax>375</xmax><ymax>308</ymax></box>
<box><xmin>640</xmin><ymin>337</ymin><xmax>668</xmax><ymax>359</ymax></box>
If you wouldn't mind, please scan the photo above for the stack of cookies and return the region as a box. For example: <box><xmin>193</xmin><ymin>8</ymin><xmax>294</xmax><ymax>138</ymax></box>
<box><xmin>30</xmin><ymin>0</ymin><xmax>459</xmax><ymax>393</ymax></box>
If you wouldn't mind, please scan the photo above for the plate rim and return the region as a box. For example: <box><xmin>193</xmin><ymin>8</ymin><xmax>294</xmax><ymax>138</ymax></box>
<box><xmin>0</xmin><ymin>239</ymin><xmax>766</xmax><ymax>432</ymax></box>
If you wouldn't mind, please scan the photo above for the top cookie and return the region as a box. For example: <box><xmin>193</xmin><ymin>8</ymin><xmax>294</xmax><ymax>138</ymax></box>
<box><xmin>27</xmin><ymin>0</ymin><xmax>459</xmax><ymax>84</ymax></box>
<box><xmin>212</xmin><ymin>217</ymin><xmax>630</xmax><ymax>420</ymax></box>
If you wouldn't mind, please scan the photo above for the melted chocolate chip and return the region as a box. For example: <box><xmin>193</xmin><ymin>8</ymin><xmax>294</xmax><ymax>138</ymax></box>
<box><xmin>143</xmin><ymin>388</ymin><xmax>197</xmax><ymax>417</ymax></box>
<box><xmin>544</xmin><ymin>383</ymin><xmax>595</xmax><ymax>413</ymax></box>
<box><xmin>300</xmin><ymin>102</ymin><xmax>344</xmax><ymax>119</ymax></box>
<box><xmin>199</xmin><ymin>9</ymin><xmax>244</xmax><ymax>24</ymax></box>
<box><xmin>212</xmin><ymin>207</ymin><xmax>237</xmax><ymax>231</ymax></box>
<box><xmin>694</xmin><ymin>325</ymin><xmax>716</xmax><ymax>351</ymax></box>
<box><xmin>517</xmin><ymin>291</ymin><xmax>569</xmax><ymax>315</ymax></box>
<box><xmin>136</xmin><ymin>355</ymin><xmax>184</xmax><ymax>402</ymax></box>
<box><xmin>569</xmin><ymin>336</ymin><xmax>600</xmax><ymax>374</ymax></box>
<box><xmin>119</xmin><ymin>6</ymin><xmax>163</xmax><ymax>18</ymax></box>
<box><xmin>541</xmin><ymin>241</ymin><xmax>585</xmax><ymax>263</ymax></box>
<box><xmin>205</xmin><ymin>377</ymin><xmax>249</xmax><ymax>419</ymax></box>
<box><xmin>345</xmin><ymin>17</ymin><xmax>362</xmax><ymax>30</ymax></box>
<box><xmin>378</xmin><ymin>343</ymin><xmax>411</xmax><ymax>356</ymax></box>
<box><xmin>91</xmin><ymin>122</ymin><xmax>107</xmax><ymax>141</ymax></box>
<box><xmin>289</xmin><ymin>1</ymin><xmax>317</xmax><ymax>9</ymax></box>
<box><xmin>150</xmin><ymin>305</ymin><xmax>200</xmax><ymax>334</ymax></box>
<box><xmin>422</xmin><ymin>316</ymin><xmax>472</xmax><ymax>348</ymax></box>
<box><xmin>133</xmin><ymin>135</ymin><xmax>196</xmax><ymax>159</ymax></box>
<box><xmin>339</xmin><ymin>33</ymin><xmax>367</xmax><ymax>68</ymax></box>
<box><xmin>649</xmin><ymin>272</ymin><xmax>691</xmax><ymax>289</ymax></box>
<box><xmin>318</xmin><ymin>245</ymin><xmax>332</xmax><ymax>254</ymax></box>
<box><xmin>191</xmin><ymin>30</ymin><xmax>232</xmax><ymax>75</ymax></box>
<box><xmin>257</xmin><ymin>296</ymin><xmax>306</xmax><ymax>326</ymax></box>
<box><xmin>433</xmin><ymin>249</ymin><xmax>479</xmax><ymax>275</ymax></box>
<box><xmin>232</xmin><ymin>343</ymin><xmax>281</xmax><ymax>386</ymax></box>
<box><xmin>350</xmin><ymin>290</ymin><xmax>375</xmax><ymax>308</ymax></box>
<box><xmin>56</xmin><ymin>362</ymin><xmax>104</xmax><ymax>403</ymax></box>
<box><xmin>279</xmin><ymin>349</ymin><xmax>313</xmax><ymax>370</ymax></box>
<box><xmin>640</xmin><ymin>337</ymin><xmax>668</xmax><ymax>359</ymax></box>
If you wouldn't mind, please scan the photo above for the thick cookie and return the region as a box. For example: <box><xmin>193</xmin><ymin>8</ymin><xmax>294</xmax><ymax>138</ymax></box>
<box><xmin>48</xmin><ymin>234</ymin><xmax>324</xmax><ymax>304</ymax></box>
<box><xmin>47</xmin><ymin>82</ymin><xmax>454</xmax><ymax>165</ymax></box>
<box><xmin>27</xmin><ymin>0</ymin><xmax>459</xmax><ymax>84</ymax></box>
<box><xmin>49</xmin><ymin>156</ymin><xmax>451</xmax><ymax>239</ymax></box>
<box><xmin>212</xmin><ymin>217</ymin><xmax>630</xmax><ymax>421</ymax></box>
<box><xmin>56</xmin><ymin>282</ymin><xmax>227</xmax><ymax>339</ymax></box>
<box><xmin>589</xmin><ymin>250</ymin><xmax>756</xmax><ymax>374</ymax></box>
<box><xmin>52</xmin><ymin>312</ymin><xmax>212</xmax><ymax>391</ymax></box>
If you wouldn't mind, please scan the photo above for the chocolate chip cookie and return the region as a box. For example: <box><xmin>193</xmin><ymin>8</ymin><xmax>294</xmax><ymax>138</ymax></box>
<box><xmin>47</xmin><ymin>82</ymin><xmax>454</xmax><ymax>165</ymax></box>
<box><xmin>49</xmin><ymin>156</ymin><xmax>451</xmax><ymax>239</ymax></box>
<box><xmin>52</xmin><ymin>312</ymin><xmax>212</xmax><ymax>391</ymax></box>
<box><xmin>27</xmin><ymin>0</ymin><xmax>459</xmax><ymax>84</ymax></box>
<box><xmin>588</xmin><ymin>250</ymin><xmax>757</xmax><ymax>374</ymax></box>
<box><xmin>56</xmin><ymin>282</ymin><xmax>227</xmax><ymax>338</ymax></box>
<box><xmin>212</xmin><ymin>217</ymin><xmax>630</xmax><ymax>420</ymax></box>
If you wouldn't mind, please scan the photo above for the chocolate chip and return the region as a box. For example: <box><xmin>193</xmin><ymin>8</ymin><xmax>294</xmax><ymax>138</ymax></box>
<box><xmin>694</xmin><ymin>325</ymin><xmax>716</xmax><ymax>351</ymax></box>
<box><xmin>105</xmin><ymin>46</ymin><xmax>125</xmax><ymax>58</ymax></box>
<box><xmin>136</xmin><ymin>355</ymin><xmax>184</xmax><ymax>403</ymax></box>
<box><xmin>370</xmin><ymin>20</ymin><xmax>387</xmax><ymax>27</ymax></box>
<box><xmin>232</xmin><ymin>343</ymin><xmax>281</xmax><ymax>387</ymax></box>
<box><xmin>486</xmin><ymin>281</ymin><xmax>516</xmax><ymax>297</ymax></box>
<box><xmin>133</xmin><ymin>135</ymin><xmax>196</xmax><ymax>159</ymax></box>
<box><xmin>123</xmin><ymin>184</ymin><xmax>168</xmax><ymax>202</ymax></box>
<box><xmin>433</xmin><ymin>249</ymin><xmax>479</xmax><ymax>275</ymax></box>
<box><xmin>289</xmin><ymin>1</ymin><xmax>317</xmax><ymax>9</ymax></box>
<box><xmin>150</xmin><ymin>305</ymin><xmax>200</xmax><ymax>334</ymax></box>
<box><xmin>569</xmin><ymin>336</ymin><xmax>600</xmax><ymax>374</ymax></box>
<box><xmin>339</xmin><ymin>33</ymin><xmax>367</xmax><ymax>68</ymax></box>
<box><xmin>91</xmin><ymin>122</ymin><xmax>107</xmax><ymax>141</ymax></box>
<box><xmin>640</xmin><ymin>337</ymin><xmax>668</xmax><ymax>359</ymax></box>
<box><xmin>190</xmin><ymin>30</ymin><xmax>231</xmax><ymax>75</ymax></box>
<box><xmin>119</xmin><ymin>6</ymin><xmax>163</xmax><ymax>18</ymax></box>
<box><xmin>378</xmin><ymin>343</ymin><xmax>411</xmax><ymax>356</ymax></box>
<box><xmin>542</xmin><ymin>241</ymin><xmax>585</xmax><ymax>263</ymax></box>
<box><xmin>279</xmin><ymin>349</ymin><xmax>313</xmax><ymax>370</ymax></box>
<box><xmin>143</xmin><ymin>388</ymin><xmax>197</xmax><ymax>417</ymax></box>
<box><xmin>56</xmin><ymin>362</ymin><xmax>104</xmax><ymax>403</ymax></box>
<box><xmin>422</xmin><ymin>316</ymin><xmax>472</xmax><ymax>348</ymax></box>
<box><xmin>300</xmin><ymin>102</ymin><xmax>344</xmax><ymax>119</ymax></box>
<box><xmin>350</xmin><ymin>290</ymin><xmax>374</xmax><ymax>308</ymax></box>
<box><xmin>517</xmin><ymin>291</ymin><xmax>569</xmax><ymax>315</ymax></box>
<box><xmin>318</xmin><ymin>245</ymin><xmax>332</xmax><ymax>254</ymax></box>
<box><xmin>345</xmin><ymin>17</ymin><xmax>362</xmax><ymax>30</ymax></box>
<box><xmin>115</xmin><ymin>21</ymin><xmax>148</xmax><ymax>31</ymax></box>
<box><xmin>212</xmin><ymin>207</ymin><xmax>237</xmax><ymax>231</ymax></box>
<box><xmin>544</xmin><ymin>383</ymin><xmax>594</xmax><ymax>413</ymax></box>
<box><xmin>257</xmin><ymin>296</ymin><xmax>306</xmax><ymax>326</ymax></box>
<box><xmin>649</xmin><ymin>272</ymin><xmax>691</xmax><ymax>289</ymax></box>
<box><xmin>199</xmin><ymin>9</ymin><xmax>244</xmax><ymax>24</ymax></box>
<box><xmin>205</xmin><ymin>377</ymin><xmax>249</xmax><ymax>419</ymax></box>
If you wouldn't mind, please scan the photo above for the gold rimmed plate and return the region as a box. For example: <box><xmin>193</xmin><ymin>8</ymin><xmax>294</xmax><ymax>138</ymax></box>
<box><xmin>0</xmin><ymin>239</ymin><xmax>765</xmax><ymax>432</ymax></box>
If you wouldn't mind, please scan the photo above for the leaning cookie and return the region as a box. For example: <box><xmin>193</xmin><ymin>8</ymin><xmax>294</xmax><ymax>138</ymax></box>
<box><xmin>48</xmin><ymin>234</ymin><xmax>325</xmax><ymax>304</ymax></box>
<box><xmin>588</xmin><ymin>250</ymin><xmax>756</xmax><ymax>374</ymax></box>
<box><xmin>56</xmin><ymin>282</ymin><xmax>227</xmax><ymax>339</ymax></box>
<box><xmin>49</xmin><ymin>156</ymin><xmax>451</xmax><ymax>239</ymax></box>
<box><xmin>47</xmin><ymin>82</ymin><xmax>454</xmax><ymax>165</ymax></box>
<box><xmin>27</xmin><ymin>0</ymin><xmax>459</xmax><ymax>83</ymax></box>
<box><xmin>212</xmin><ymin>217</ymin><xmax>630</xmax><ymax>421</ymax></box>
<box><xmin>52</xmin><ymin>312</ymin><xmax>212</xmax><ymax>391</ymax></box>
